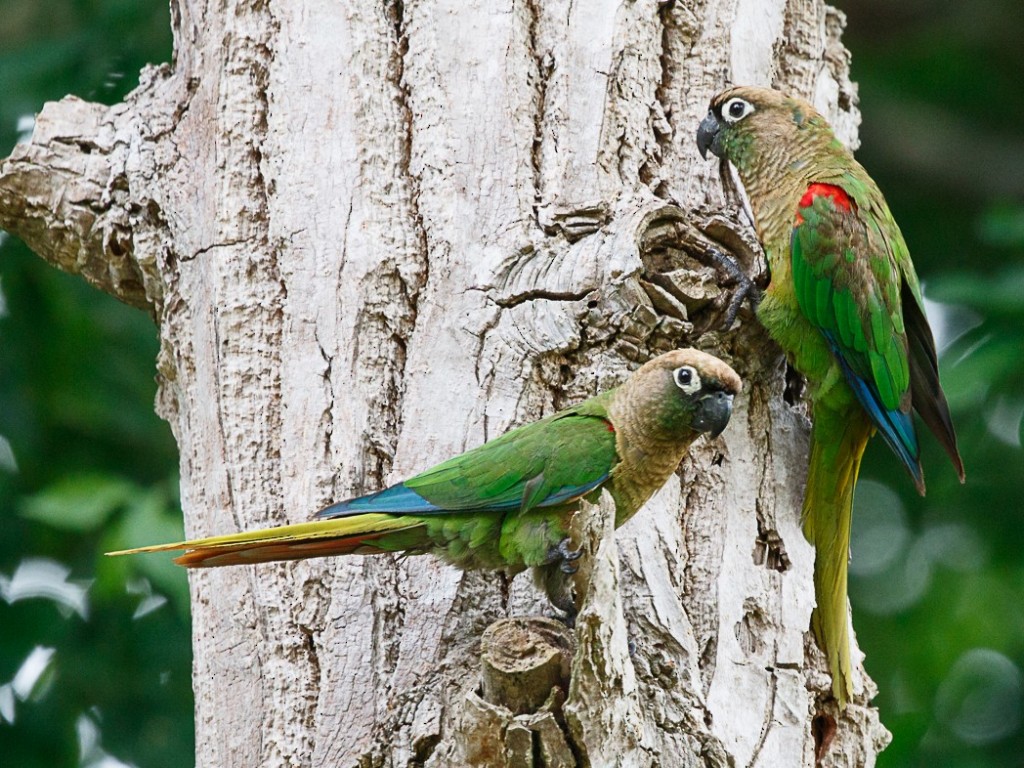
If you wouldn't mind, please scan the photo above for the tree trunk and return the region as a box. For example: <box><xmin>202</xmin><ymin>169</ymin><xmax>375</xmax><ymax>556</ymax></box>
<box><xmin>0</xmin><ymin>0</ymin><xmax>891</xmax><ymax>764</ymax></box>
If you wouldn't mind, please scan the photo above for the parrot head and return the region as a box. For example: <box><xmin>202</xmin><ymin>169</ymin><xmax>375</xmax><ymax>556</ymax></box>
<box><xmin>624</xmin><ymin>349</ymin><xmax>742</xmax><ymax>440</ymax></box>
<box><xmin>696</xmin><ymin>86</ymin><xmax>833</xmax><ymax>170</ymax></box>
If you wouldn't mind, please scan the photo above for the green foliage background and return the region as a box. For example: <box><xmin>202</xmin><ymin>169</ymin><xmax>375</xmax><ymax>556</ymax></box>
<box><xmin>844</xmin><ymin>2</ymin><xmax>1024</xmax><ymax>765</ymax></box>
<box><xmin>0</xmin><ymin>1</ymin><xmax>1020</xmax><ymax>766</ymax></box>
<box><xmin>0</xmin><ymin>2</ymin><xmax>190</xmax><ymax>767</ymax></box>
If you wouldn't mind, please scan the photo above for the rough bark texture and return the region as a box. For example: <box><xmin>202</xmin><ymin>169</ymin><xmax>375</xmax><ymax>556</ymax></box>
<box><xmin>0</xmin><ymin>0</ymin><xmax>891</xmax><ymax>765</ymax></box>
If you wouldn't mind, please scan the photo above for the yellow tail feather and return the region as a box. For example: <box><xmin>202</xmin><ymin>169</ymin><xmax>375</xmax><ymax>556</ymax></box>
<box><xmin>106</xmin><ymin>514</ymin><xmax>422</xmax><ymax>568</ymax></box>
<box><xmin>803</xmin><ymin>407</ymin><xmax>873</xmax><ymax>709</ymax></box>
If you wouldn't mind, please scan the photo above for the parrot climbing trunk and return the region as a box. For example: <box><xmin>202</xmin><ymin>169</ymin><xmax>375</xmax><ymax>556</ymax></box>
<box><xmin>108</xmin><ymin>349</ymin><xmax>742</xmax><ymax>617</ymax></box>
<box><xmin>802</xmin><ymin>406</ymin><xmax>872</xmax><ymax>706</ymax></box>
<box><xmin>696</xmin><ymin>86</ymin><xmax>965</xmax><ymax>710</ymax></box>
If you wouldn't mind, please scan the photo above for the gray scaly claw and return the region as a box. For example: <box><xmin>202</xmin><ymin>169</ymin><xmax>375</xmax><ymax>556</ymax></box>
<box><xmin>558</xmin><ymin>538</ymin><xmax>583</xmax><ymax>574</ymax></box>
<box><xmin>706</xmin><ymin>247</ymin><xmax>762</xmax><ymax>329</ymax></box>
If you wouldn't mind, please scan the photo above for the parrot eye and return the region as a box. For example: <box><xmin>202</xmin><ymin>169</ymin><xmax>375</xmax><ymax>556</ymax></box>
<box><xmin>722</xmin><ymin>97</ymin><xmax>755</xmax><ymax>124</ymax></box>
<box><xmin>673</xmin><ymin>366</ymin><xmax>702</xmax><ymax>395</ymax></box>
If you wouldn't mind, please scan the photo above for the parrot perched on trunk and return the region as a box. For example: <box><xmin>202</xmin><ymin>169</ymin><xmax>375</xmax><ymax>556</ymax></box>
<box><xmin>110</xmin><ymin>348</ymin><xmax>741</xmax><ymax>615</ymax></box>
<box><xmin>696</xmin><ymin>86</ymin><xmax>964</xmax><ymax>707</ymax></box>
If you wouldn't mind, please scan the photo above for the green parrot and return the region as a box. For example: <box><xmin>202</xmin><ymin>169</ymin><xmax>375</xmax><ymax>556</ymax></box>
<box><xmin>696</xmin><ymin>86</ymin><xmax>964</xmax><ymax>707</ymax></box>
<box><xmin>110</xmin><ymin>348</ymin><xmax>741</xmax><ymax>615</ymax></box>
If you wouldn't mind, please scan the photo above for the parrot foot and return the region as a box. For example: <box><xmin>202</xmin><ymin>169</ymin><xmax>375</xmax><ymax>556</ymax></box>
<box><xmin>706</xmin><ymin>247</ymin><xmax>762</xmax><ymax>329</ymax></box>
<box><xmin>548</xmin><ymin>598</ymin><xmax>578</xmax><ymax>628</ymax></box>
<box><xmin>550</xmin><ymin>537</ymin><xmax>583</xmax><ymax>574</ymax></box>
<box><xmin>536</xmin><ymin>539</ymin><xmax>583</xmax><ymax>625</ymax></box>
<box><xmin>535</xmin><ymin>561</ymin><xmax>579</xmax><ymax>626</ymax></box>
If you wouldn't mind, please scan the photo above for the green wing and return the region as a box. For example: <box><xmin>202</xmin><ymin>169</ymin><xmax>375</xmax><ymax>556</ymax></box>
<box><xmin>318</xmin><ymin>393</ymin><xmax>619</xmax><ymax>518</ymax></box>
<box><xmin>790</xmin><ymin>182</ymin><xmax>920</xmax><ymax>479</ymax></box>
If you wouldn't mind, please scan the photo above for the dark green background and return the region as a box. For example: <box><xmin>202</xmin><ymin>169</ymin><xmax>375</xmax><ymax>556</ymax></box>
<box><xmin>1</xmin><ymin>1</ymin><xmax>1021</xmax><ymax>765</ymax></box>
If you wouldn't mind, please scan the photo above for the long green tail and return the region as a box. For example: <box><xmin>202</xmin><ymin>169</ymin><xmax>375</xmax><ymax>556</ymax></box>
<box><xmin>107</xmin><ymin>514</ymin><xmax>423</xmax><ymax>568</ymax></box>
<box><xmin>802</xmin><ymin>406</ymin><xmax>872</xmax><ymax>708</ymax></box>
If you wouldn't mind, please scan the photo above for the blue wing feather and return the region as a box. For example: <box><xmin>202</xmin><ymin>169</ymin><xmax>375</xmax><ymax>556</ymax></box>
<box><xmin>536</xmin><ymin>475</ymin><xmax>608</xmax><ymax>507</ymax></box>
<box><xmin>317</xmin><ymin>483</ymin><xmax>442</xmax><ymax>518</ymax></box>
<box><xmin>823</xmin><ymin>331</ymin><xmax>921</xmax><ymax>485</ymax></box>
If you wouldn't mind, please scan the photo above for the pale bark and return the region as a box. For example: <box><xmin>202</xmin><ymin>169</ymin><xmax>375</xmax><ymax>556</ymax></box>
<box><xmin>0</xmin><ymin>0</ymin><xmax>891</xmax><ymax>765</ymax></box>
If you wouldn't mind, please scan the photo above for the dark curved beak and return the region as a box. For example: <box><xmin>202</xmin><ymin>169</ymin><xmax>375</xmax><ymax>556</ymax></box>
<box><xmin>692</xmin><ymin>390</ymin><xmax>734</xmax><ymax>438</ymax></box>
<box><xmin>696</xmin><ymin>110</ymin><xmax>722</xmax><ymax>160</ymax></box>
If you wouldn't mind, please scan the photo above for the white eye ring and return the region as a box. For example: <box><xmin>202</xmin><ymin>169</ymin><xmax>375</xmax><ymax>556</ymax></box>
<box><xmin>722</xmin><ymin>97</ymin><xmax>755</xmax><ymax>124</ymax></box>
<box><xmin>673</xmin><ymin>366</ymin><xmax>702</xmax><ymax>395</ymax></box>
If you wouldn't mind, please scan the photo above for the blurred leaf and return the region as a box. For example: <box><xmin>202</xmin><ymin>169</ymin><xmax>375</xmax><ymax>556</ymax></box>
<box><xmin>940</xmin><ymin>332</ymin><xmax>1022</xmax><ymax>410</ymax></box>
<box><xmin>100</xmin><ymin>481</ymin><xmax>188</xmax><ymax>617</ymax></box>
<box><xmin>929</xmin><ymin>266</ymin><xmax>1024</xmax><ymax>315</ymax></box>
<box><xmin>977</xmin><ymin>204</ymin><xmax>1024</xmax><ymax>248</ymax></box>
<box><xmin>20</xmin><ymin>474</ymin><xmax>136</xmax><ymax>531</ymax></box>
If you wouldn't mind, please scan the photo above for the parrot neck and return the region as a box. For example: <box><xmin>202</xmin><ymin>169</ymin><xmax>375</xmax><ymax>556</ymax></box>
<box><xmin>732</xmin><ymin>159</ymin><xmax>812</xmax><ymax>254</ymax></box>
<box><xmin>605</xmin><ymin>384</ymin><xmax>699</xmax><ymax>523</ymax></box>
<box><xmin>731</xmin><ymin>135</ymin><xmax>855</xmax><ymax>259</ymax></box>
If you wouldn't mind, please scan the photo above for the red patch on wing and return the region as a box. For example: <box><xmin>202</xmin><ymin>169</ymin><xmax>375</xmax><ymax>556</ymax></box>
<box><xmin>795</xmin><ymin>183</ymin><xmax>853</xmax><ymax>225</ymax></box>
<box><xmin>606</xmin><ymin>420</ymin><xmax>616</xmax><ymax>433</ymax></box>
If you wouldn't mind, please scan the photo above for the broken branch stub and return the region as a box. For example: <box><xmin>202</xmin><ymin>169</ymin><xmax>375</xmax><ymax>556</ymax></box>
<box><xmin>480</xmin><ymin>616</ymin><xmax>574</xmax><ymax>716</ymax></box>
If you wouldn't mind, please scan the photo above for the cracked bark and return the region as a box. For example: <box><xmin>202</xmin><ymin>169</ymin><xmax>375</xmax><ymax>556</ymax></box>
<box><xmin>0</xmin><ymin>0</ymin><xmax>891</xmax><ymax>765</ymax></box>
